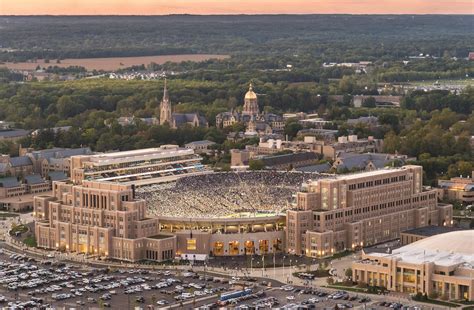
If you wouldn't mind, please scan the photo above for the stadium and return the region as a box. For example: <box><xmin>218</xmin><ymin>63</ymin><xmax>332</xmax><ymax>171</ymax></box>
<box><xmin>136</xmin><ymin>171</ymin><xmax>324</xmax><ymax>257</ymax></box>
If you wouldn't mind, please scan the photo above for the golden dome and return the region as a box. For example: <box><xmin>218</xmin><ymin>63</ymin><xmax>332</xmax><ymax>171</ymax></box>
<box><xmin>244</xmin><ymin>83</ymin><xmax>257</xmax><ymax>100</ymax></box>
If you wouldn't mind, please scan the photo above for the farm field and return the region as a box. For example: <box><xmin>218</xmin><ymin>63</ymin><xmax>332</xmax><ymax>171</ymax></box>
<box><xmin>1</xmin><ymin>54</ymin><xmax>230</xmax><ymax>71</ymax></box>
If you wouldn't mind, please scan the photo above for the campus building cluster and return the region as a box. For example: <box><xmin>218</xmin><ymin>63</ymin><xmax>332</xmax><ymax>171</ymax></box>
<box><xmin>216</xmin><ymin>83</ymin><xmax>285</xmax><ymax>136</ymax></box>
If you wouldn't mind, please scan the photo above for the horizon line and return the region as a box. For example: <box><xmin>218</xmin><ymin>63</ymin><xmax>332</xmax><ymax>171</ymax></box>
<box><xmin>1</xmin><ymin>13</ymin><xmax>473</xmax><ymax>17</ymax></box>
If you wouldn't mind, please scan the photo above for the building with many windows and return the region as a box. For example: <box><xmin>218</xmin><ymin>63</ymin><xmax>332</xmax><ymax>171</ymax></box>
<box><xmin>286</xmin><ymin>165</ymin><xmax>453</xmax><ymax>257</ymax></box>
<box><xmin>352</xmin><ymin>230</ymin><xmax>474</xmax><ymax>301</ymax></box>
<box><xmin>34</xmin><ymin>178</ymin><xmax>284</xmax><ymax>261</ymax></box>
<box><xmin>34</xmin><ymin>180</ymin><xmax>176</xmax><ymax>262</ymax></box>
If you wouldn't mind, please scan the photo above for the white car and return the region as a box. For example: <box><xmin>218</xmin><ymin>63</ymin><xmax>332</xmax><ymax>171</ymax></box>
<box><xmin>286</xmin><ymin>296</ymin><xmax>295</xmax><ymax>301</ymax></box>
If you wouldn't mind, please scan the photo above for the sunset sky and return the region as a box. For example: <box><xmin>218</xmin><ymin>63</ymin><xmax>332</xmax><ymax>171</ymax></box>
<box><xmin>1</xmin><ymin>0</ymin><xmax>473</xmax><ymax>15</ymax></box>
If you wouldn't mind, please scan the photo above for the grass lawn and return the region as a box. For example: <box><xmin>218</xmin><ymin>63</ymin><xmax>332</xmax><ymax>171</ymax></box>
<box><xmin>0</xmin><ymin>212</ymin><xmax>20</xmax><ymax>219</ymax></box>
<box><xmin>416</xmin><ymin>299</ymin><xmax>459</xmax><ymax>307</ymax></box>
<box><xmin>294</xmin><ymin>269</ymin><xmax>330</xmax><ymax>278</ymax></box>
<box><xmin>23</xmin><ymin>236</ymin><xmax>37</xmax><ymax>247</ymax></box>
<box><xmin>326</xmin><ymin>285</ymin><xmax>369</xmax><ymax>293</ymax></box>
<box><xmin>328</xmin><ymin>250</ymin><xmax>353</xmax><ymax>260</ymax></box>
<box><xmin>9</xmin><ymin>224</ymin><xmax>28</xmax><ymax>236</ymax></box>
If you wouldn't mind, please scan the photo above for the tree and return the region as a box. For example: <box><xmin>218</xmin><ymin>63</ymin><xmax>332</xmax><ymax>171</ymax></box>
<box><xmin>344</xmin><ymin>267</ymin><xmax>352</xmax><ymax>278</ymax></box>
<box><xmin>362</xmin><ymin>97</ymin><xmax>376</xmax><ymax>108</ymax></box>
<box><xmin>249</xmin><ymin>159</ymin><xmax>265</xmax><ymax>171</ymax></box>
<box><xmin>284</xmin><ymin>121</ymin><xmax>303</xmax><ymax>140</ymax></box>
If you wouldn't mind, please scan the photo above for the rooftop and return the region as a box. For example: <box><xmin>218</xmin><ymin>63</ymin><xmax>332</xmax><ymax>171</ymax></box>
<box><xmin>0</xmin><ymin>129</ymin><xmax>30</xmax><ymax>138</ymax></box>
<box><xmin>333</xmin><ymin>166</ymin><xmax>406</xmax><ymax>181</ymax></box>
<box><xmin>9</xmin><ymin>156</ymin><xmax>32</xmax><ymax>167</ymax></box>
<box><xmin>85</xmin><ymin>146</ymin><xmax>194</xmax><ymax>165</ymax></box>
<box><xmin>294</xmin><ymin>163</ymin><xmax>332</xmax><ymax>173</ymax></box>
<box><xmin>402</xmin><ymin>225</ymin><xmax>464</xmax><ymax>237</ymax></box>
<box><xmin>147</xmin><ymin>234</ymin><xmax>175</xmax><ymax>240</ymax></box>
<box><xmin>261</xmin><ymin>152</ymin><xmax>317</xmax><ymax>167</ymax></box>
<box><xmin>185</xmin><ymin>140</ymin><xmax>216</xmax><ymax>146</ymax></box>
<box><xmin>367</xmin><ymin>230</ymin><xmax>474</xmax><ymax>267</ymax></box>
<box><xmin>0</xmin><ymin>177</ymin><xmax>21</xmax><ymax>188</ymax></box>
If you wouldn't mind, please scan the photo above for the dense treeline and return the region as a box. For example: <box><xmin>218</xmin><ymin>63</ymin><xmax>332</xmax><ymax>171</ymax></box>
<box><xmin>0</xmin><ymin>15</ymin><xmax>472</xmax><ymax>62</ymax></box>
<box><xmin>0</xmin><ymin>79</ymin><xmax>471</xmax><ymax>183</ymax></box>
<box><xmin>0</xmin><ymin>79</ymin><xmax>335</xmax><ymax>129</ymax></box>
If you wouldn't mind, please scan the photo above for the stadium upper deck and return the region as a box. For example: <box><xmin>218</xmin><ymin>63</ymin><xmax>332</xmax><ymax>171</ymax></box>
<box><xmin>70</xmin><ymin>145</ymin><xmax>209</xmax><ymax>186</ymax></box>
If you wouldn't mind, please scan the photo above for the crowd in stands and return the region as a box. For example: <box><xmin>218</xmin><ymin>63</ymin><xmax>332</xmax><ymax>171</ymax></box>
<box><xmin>136</xmin><ymin>171</ymin><xmax>324</xmax><ymax>218</ymax></box>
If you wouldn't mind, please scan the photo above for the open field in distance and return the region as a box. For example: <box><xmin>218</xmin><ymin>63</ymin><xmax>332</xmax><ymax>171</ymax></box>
<box><xmin>1</xmin><ymin>54</ymin><xmax>230</xmax><ymax>71</ymax></box>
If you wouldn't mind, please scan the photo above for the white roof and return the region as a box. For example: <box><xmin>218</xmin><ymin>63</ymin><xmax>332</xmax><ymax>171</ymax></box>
<box><xmin>371</xmin><ymin>230</ymin><xmax>474</xmax><ymax>267</ymax></box>
<box><xmin>86</xmin><ymin>147</ymin><xmax>194</xmax><ymax>166</ymax></box>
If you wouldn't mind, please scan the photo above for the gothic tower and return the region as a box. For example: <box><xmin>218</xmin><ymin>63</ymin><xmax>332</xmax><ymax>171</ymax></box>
<box><xmin>160</xmin><ymin>79</ymin><xmax>172</xmax><ymax>125</ymax></box>
<box><xmin>242</xmin><ymin>83</ymin><xmax>259</xmax><ymax>116</ymax></box>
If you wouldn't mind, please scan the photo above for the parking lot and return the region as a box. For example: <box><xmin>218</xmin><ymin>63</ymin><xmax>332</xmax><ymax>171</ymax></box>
<box><xmin>194</xmin><ymin>284</ymin><xmax>434</xmax><ymax>310</ymax></box>
<box><xmin>0</xmin><ymin>246</ymin><xmax>450</xmax><ymax>310</ymax></box>
<box><xmin>0</xmin><ymin>248</ymin><xmax>237</xmax><ymax>309</ymax></box>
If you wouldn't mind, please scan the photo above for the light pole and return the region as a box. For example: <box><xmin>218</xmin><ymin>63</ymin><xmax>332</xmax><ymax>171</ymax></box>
<box><xmin>282</xmin><ymin>255</ymin><xmax>286</xmax><ymax>282</ymax></box>
<box><xmin>273</xmin><ymin>250</ymin><xmax>276</xmax><ymax>278</ymax></box>
<box><xmin>289</xmin><ymin>259</ymin><xmax>292</xmax><ymax>283</ymax></box>
<box><xmin>250</xmin><ymin>255</ymin><xmax>253</xmax><ymax>275</ymax></box>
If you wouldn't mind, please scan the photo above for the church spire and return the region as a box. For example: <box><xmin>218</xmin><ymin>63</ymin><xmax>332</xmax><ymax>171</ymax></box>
<box><xmin>163</xmin><ymin>78</ymin><xmax>169</xmax><ymax>101</ymax></box>
<box><xmin>160</xmin><ymin>78</ymin><xmax>172</xmax><ymax>125</ymax></box>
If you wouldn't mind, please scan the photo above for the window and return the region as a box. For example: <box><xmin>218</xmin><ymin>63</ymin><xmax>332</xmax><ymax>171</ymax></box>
<box><xmin>187</xmin><ymin>238</ymin><xmax>197</xmax><ymax>250</ymax></box>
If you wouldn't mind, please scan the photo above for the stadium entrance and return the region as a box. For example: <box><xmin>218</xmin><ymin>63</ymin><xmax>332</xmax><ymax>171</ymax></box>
<box><xmin>213</xmin><ymin>241</ymin><xmax>224</xmax><ymax>256</ymax></box>
<box><xmin>229</xmin><ymin>241</ymin><xmax>240</xmax><ymax>255</ymax></box>
<box><xmin>259</xmin><ymin>240</ymin><xmax>269</xmax><ymax>254</ymax></box>
<box><xmin>244</xmin><ymin>240</ymin><xmax>255</xmax><ymax>254</ymax></box>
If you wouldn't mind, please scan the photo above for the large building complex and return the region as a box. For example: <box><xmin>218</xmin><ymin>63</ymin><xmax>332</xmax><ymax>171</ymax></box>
<box><xmin>70</xmin><ymin>145</ymin><xmax>208</xmax><ymax>186</ymax></box>
<box><xmin>35</xmin><ymin>181</ymin><xmax>176</xmax><ymax>262</ymax></box>
<box><xmin>34</xmin><ymin>165</ymin><xmax>452</xmax><ymax>263</ymax></box>
<box><xmin>34</xmin><ymin>173</ymin><xmax>289</xmax><ymax>261</ymax></box>
<box><xmin>352</xmin><ymin>231</ymin><xmax>474</xmax><ymax>301</ymax></box>
<box><xmin>286</xmin><ymin>165</ymin><xmax>453</xmax><ymax>257</ymax></box>
<box><xmin>216</xmin><ymin>83</ymin><xmax>285</xmax><ymax>135</ymax></box>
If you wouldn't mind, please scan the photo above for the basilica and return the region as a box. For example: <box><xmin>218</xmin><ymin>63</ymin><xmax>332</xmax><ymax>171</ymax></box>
<box><xmin>216</xmin><ymin>83</ymin><xmax>285</xmax><ymax>135</ymax></box>
<box><xmin>159</xmin><ymin>80</ymin><xmax>208</xmax><ymax>129</ymax></box>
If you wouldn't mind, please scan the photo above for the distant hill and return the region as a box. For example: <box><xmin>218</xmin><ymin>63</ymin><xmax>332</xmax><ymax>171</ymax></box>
<box><xmin>0</xmin><ymin>15</ymin><xmax>472</xmax><ymax>61</ymax></box>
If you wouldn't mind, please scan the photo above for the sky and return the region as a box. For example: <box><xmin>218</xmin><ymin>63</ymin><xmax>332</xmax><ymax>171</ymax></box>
<box><xmin>0</xmin><ymin>0</ymin><xmax>472</xmax><ymax>15</ymax></box>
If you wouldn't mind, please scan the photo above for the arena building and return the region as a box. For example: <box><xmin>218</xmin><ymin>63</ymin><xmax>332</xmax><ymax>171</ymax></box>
<box><xmin>352</xmin><ymin>230</ymin><xmax>474</xmax><ymax>301</ymax></box>
<box><xmin>70</xmin><ymin>145</ymin><xmax>208</xmax><ymax>186</ymax></box>
<box><xmin>34</xmin><ymin>166</ymin><xmax>452</xmax><ymax>263</ymax></box>
<box><xmin>34</xmin><ymin>171</ymin><xmax>317</xmax><ymax>260</ymax></box>
<box><xmin>135</xmin><ymin>172</ymin><xmax>319</xmax><ymax>256</ymax></box>
<box><xmin>287</xmin><ymin>165</ymin><xmax>453</xmax><ymax>257</ymax></box>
